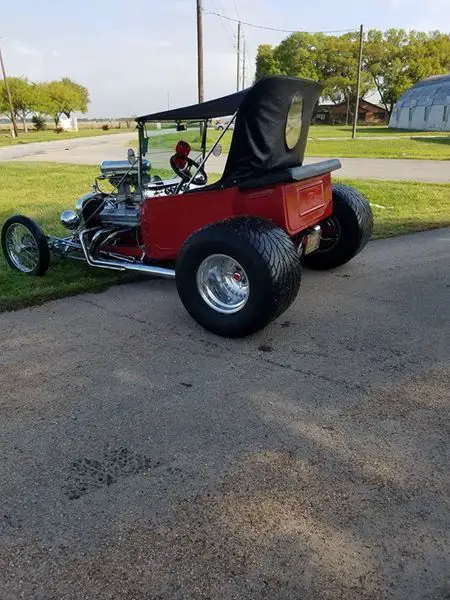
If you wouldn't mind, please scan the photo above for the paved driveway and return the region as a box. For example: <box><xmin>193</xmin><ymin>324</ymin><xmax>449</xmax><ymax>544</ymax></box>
<box><xmin>1</xmin><ymin>132</ymin><xmax>449</xmax><ymax>182</ymax></box>
<box><xmin>0</xmin><ymin>229</ymin><xmax>449</xmax><ymax>599</ymax></box>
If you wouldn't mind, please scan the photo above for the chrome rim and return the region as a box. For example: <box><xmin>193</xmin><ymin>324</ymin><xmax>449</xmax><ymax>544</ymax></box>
<box><xmin>196</xmin><ymin>254</ymin><xmax>249</xmax><ymax>314</ymax></box>
<box><xmin>5</xmin><ymin>223</ymin><xmax>39</xmax><ymax>273</ymax></box>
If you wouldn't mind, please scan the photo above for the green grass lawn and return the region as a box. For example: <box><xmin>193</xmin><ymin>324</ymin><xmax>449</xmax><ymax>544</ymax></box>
<box><xmin>0</xmin><ymin>163</ymin><xmax>171</xmax><ymax>312</ymax></box>
<box><xmin>306</xmin><ymin>136</ymin><xmax>450</xmax><ymax>159</ymax></box>
<box><xmin>0</xmin><ymin>127</ymin><xmax>134</xmax><ymax>147</ymax></box>
<box><xmin>0</xmin><ymin>162</ymin><xmax>449</xmax><ymax>311</ymax></box>
<box><xmin>340</xmin><ymin>179</ymin><xmax>450</xmax><ymax>238</ymax></box>
<box><xmin>144</xmin><ymin>129</ymin><xmax>450</xmax><ymax>160</ymax></box>
<box><xmin>308</xmin><ymin>125</ymin><xmax>450</xmax><ymax>138</ymax></box>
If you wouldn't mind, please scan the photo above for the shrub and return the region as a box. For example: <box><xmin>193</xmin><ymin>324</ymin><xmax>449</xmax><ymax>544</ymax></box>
<box><xmin>55</xmin><ymin>127</ymin><xmax>64</xmax><ymax>133</ymax></box>
<box><xmin>102</xmin><ymin>124</ymin><xmax>109</xmax><ymax>131</ymax></box>
<box><xmin>32</xmin><ymin>115</ymin><xmax>47</xmax><ymax>131</ymax></box>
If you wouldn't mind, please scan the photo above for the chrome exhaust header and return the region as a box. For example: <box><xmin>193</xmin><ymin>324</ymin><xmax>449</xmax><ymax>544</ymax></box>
<box><xmin>79</xmin><ymin>230</ymin><xmax>175</xmax><ymax>279</ymax></box>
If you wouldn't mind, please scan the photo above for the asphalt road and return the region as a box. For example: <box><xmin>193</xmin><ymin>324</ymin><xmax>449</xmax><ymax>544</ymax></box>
<box><xmin>0</xmin><ymin>228</ymin><xmax>449</xmax><ymax>600</ymax></box>
<box><xmin>0</xmin><ymin>131</ymin><xmax>449</xmax><ymax>182</ymax></box>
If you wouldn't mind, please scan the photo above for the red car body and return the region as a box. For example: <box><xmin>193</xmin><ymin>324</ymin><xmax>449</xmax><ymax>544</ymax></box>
<box><xmin>141</xmin><ymin>173</ymin><xmax>333</xmax><ymax>260</ymax></box>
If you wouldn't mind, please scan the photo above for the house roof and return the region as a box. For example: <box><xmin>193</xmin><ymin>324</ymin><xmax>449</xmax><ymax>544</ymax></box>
<box><xmin>317</xmin><ymin>99</ymin><xmax>386</xmax><ymax>112</ymax></box>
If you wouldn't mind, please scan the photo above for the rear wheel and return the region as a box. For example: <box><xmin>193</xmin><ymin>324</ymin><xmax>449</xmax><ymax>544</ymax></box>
<box><xmin>302</xmin><ymin>184</ymin><xmax>373</xmax><ymax>270</ymax></box>
<box><xmin>1</xmin><ymin>215</ymin><xmax>50</xmax><ymax>276</ymax></box>
<box><xmin>176</xmin><ymin>217</ymin><xmax>302</xmax><ymax>337</ymax></box>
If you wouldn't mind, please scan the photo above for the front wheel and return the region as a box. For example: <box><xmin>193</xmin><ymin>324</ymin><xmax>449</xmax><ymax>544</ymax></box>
<box><xmin>1</xmin><ymin>215</ymin><xmax>50</xmax><ymax>276</ymax></box>
<box><xmin>302</xmin><ymin>184</ymin><xmax>373</xmax><ymax>270</ymax></box>
<box><xmin>176</xmin><ymin>217</ymin><xmax>302</xmax><ymax>337</ymax></box>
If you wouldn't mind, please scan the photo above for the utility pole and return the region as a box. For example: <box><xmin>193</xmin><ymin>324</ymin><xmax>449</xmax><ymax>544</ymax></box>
<box><xmin>0</xmin><ymin>45</ymin><xmax>19</xmax><ymax>138</ymax></box>
<box><xmin>242</xmin><ymin>40</ymin><xmax>246</xmax><ymax>89</ymax></box>
<box><xmin>236</xmin><ymin>21</ymin><xmax>241</xmax><ymax>91</ymax></box>
<box><xmin>352</xmin><ymin>24</ymin><xmax>364</xmax><ymax>140</ymax></box>
<box><xmin>196</xmin><ymin>0</ymin><xmax>204</xmax><ymax>104</ymax></box>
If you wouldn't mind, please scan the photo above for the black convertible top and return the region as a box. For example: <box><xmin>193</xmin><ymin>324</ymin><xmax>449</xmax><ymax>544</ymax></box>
<box><xmin>138</xmin><ymin>76</ymin><xmax>324</xmax><ymax>187</ymax></box>
<box><xmin>136</xmin><ymin>89</ymin><xmax>248</xmax><ymax>122</ymax></box>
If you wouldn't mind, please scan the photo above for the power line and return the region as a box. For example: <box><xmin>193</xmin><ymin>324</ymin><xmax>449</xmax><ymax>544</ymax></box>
<box><xmin>231</xmin><ymin>0</ymin><xmax>240</xmax><ymax>21</ymax></box>
<box><xmin>213</xmin><ymin>0</ymin><xmax>237</xmax><ymax>40</ymax></box>
<box><xmin>203</xmin><ymin>10</ymin><xmax>358</xmax><ymax>34</ymax></box>
<box><xmin>209</xmin><ymin>0</ymin><xmax>237</xmax><ymax>46</ymax></box>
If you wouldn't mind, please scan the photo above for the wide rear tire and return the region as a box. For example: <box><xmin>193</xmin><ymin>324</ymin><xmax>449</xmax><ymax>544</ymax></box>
<box><xmin>1</xmin><ymin>215</ymin><xmax>50</xmax><ymax>276</ymax></box>
<box><xmin>302</xmin><ymin>184</ymin><xmax>373</xmax><ymax>270</ymax></box>
<box><xmin>176</xmin><ymin>217</ymin><xmax>302</xmax><ymax>337</ymax></box>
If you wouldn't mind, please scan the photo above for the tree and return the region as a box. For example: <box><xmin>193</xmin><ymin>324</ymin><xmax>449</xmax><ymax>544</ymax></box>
<box><xmin>320</xmin><ymin>32</ymin><xmax>373</xmax><ymax>112</ymax></box>
<box><xmin>273</xmin><ymin>32</ymin><xmax>327</xmax><ymax>81</ymax></box>
<box><xmin>365</xmin><ymin>29</ymin><xmax>412</xmax><ymax>115</ymax></box>
<box><xmin>407</xmin><ymin>31</ymin><xmax>450</xmax><ymax>82</ymax></box>
<box><xmin>255</xmin><ymin>28</ymin><xmax>450</xmax><ymax>119</ymax></box>
<box><xmin>255</xmin><ymin>45</ymin><xmax>280</xmax><ymax>80</ymax></box>
<box><xmin>40</xmin><ymin>77</ymin><xmax>89</xmax><ymax>127</ymax></box>
<box><xmin>0</xmin><ymin>77</ymin><xmax>39</xmax><ymax>133</ymax></box>
<box><xmin>255</xmin><ymin>32</ymin><xmax>374</xmax><ymax>113</ymax></box>
<box><xmin>0</xmin><ymin>76</ymin><xmax>90</xmax><ymax>131</ymax></box>
<box><xmin>0</xmin><ymin>81</ymin><xmax>7</xmax><ymax>117</ymax></box>
<box><xmin>365</xmin><ymin>29</ymin><xmax>450</xmax><ymax>115</ymax></box>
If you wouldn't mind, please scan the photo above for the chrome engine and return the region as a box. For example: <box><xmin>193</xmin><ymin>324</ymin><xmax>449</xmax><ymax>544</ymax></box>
<box><xmin>98</xmin><ymin>202</ymin><xmax>140</xmax><ymax>227</ymax></box>
<box><xmin>50</xmin><ymin>151</ymin><xmax>177</xmax><ymax>281</ymax></box>
<box><xmin>96</xmin><ymin>159</ymin><xmax>149</xmax><ymax>227</ymax></box>
<box><xmin>99</xmin><ymin>159</ymin><xmax>151</xmax><ymax>203</ymax></box>
<box><xmin>64</xmin><ymin>155</ymin><xmax>181</xmax><ymax>233</ymax></box>
<box><xmin>66</xmin><ymin>159</ymin><xmax>152</xmax><ymax>230</ymax></box>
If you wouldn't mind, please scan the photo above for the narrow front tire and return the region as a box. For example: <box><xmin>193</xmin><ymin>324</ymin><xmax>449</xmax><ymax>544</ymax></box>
<box><xmin>1</xmin><ymin>215</ymin><xmax>50</xmax><ymax>276</ymax></box>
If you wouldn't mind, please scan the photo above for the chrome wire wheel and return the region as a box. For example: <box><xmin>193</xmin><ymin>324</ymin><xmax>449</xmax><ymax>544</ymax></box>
<box><xmin>4</xmin><ymin>223</ymin><xmax>39</xmax><ymax>273</ymax></box>
<box><xmin>196</xmin><ymin>253</ymin><xmax>249</xmax><ymax>314</ymax></box>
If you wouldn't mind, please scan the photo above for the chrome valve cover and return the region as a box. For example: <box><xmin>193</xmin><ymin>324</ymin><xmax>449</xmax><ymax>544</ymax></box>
<box><xmin>98</xmin><ymin>203</ymin><xmax>139</xmax><ymax>227</ymax></box>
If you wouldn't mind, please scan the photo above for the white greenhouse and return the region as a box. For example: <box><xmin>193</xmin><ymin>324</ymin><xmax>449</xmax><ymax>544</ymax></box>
<box><xmin>389</xmin><ymin>74</ymin><xmax>450</xmax><ymax>131</ymax></box>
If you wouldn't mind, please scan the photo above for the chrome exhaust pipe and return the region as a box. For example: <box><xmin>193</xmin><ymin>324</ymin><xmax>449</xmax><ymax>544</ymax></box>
<box><xmin>79</xmin><ymin>230</ymin><xmax>175</xmax><ymax>279</ymax></box>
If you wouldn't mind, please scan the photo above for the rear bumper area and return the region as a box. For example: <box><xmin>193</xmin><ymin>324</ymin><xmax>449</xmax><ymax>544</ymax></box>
<box><xmin>235</xmin><ymin>171</ymin><xmax>334</xmax><ymax>236</ymax></box>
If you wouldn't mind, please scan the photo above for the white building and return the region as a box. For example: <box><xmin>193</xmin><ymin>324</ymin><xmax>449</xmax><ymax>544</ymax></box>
<box><xmin>57</xmin><ymin>113</ymin><xmax>78</xmax><ymax>131</ymax></box>
<box><xmin>389</xmin><ymin>74</ymin><xmax>450</xmax><ymax>131</ymax></box>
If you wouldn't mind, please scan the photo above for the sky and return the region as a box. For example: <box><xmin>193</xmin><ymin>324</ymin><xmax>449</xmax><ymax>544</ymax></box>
<box><xmin>1</xmin><ymin>0</ymin><xmax>449</xmax><ymax>117</ymax></box>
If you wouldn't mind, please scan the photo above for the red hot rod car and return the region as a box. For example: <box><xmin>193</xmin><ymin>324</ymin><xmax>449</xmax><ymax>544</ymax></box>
<box><xmin>1</xmin><ymin>76</ymin><xmax>373</xmax><ymax>337</ymax></box>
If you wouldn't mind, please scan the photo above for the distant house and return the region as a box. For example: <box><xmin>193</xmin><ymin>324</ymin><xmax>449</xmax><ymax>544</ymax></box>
<box><xmin>314</xmin><ymin>99</ymin><xmax>388</xmax><ymax>125</ymax></box>
<box><xmin>57</xmin><ymin>113</ymin><xmax>78</xmax><ymax>131</ymax></box>
<box><xmin>389</xmin><ymin>74</ymin><xmax>450</xmax><ymax>131</ymax></box>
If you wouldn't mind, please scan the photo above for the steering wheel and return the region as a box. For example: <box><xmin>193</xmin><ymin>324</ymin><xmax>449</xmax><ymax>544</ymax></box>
<box><xmin>170</xmin><ymin>154</ymin><xmax>208</xmax><ymax>186</ymax></box>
